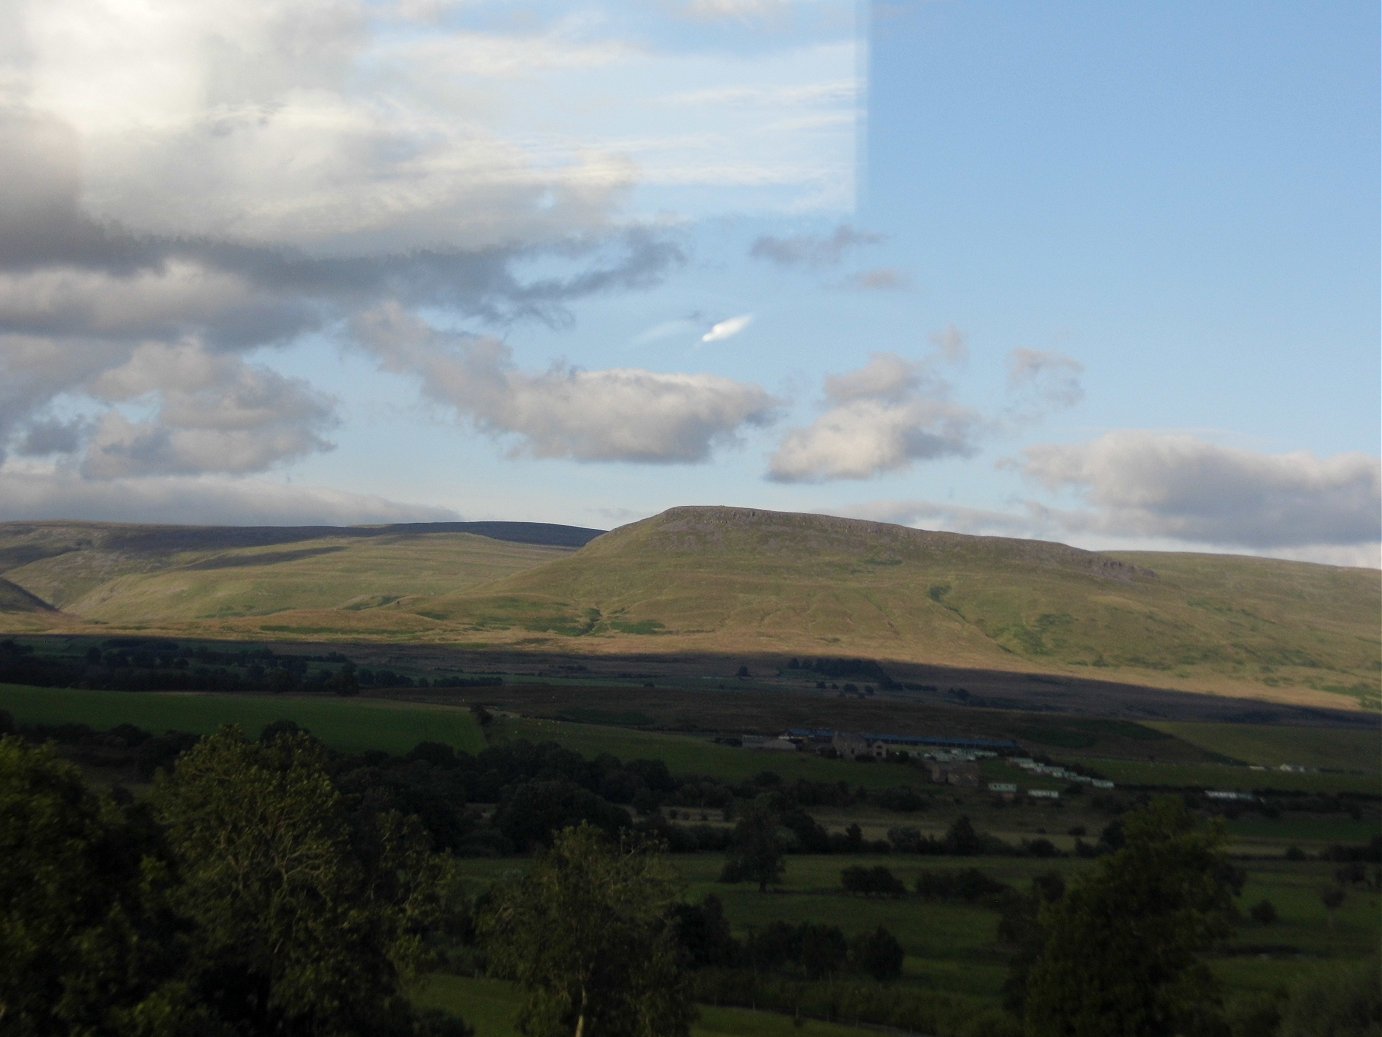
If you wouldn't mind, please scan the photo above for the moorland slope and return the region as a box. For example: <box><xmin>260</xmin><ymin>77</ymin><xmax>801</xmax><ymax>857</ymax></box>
<box><xmin>1</xmin><ymin>507</ymin><xmax>1376</xmax><ymax>710</ymax></box>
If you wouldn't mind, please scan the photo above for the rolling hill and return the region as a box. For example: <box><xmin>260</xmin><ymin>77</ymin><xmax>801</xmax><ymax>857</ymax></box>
<box><xmin>0</xmin><ymin>508</ymin><xmax>1376</xmax><ymax>710</ymax></box>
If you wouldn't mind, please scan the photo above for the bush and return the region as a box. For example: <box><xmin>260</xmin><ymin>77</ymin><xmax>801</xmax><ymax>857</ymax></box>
<box><xmin>849</xmin><ymin>926</ymin><xmax>904</xmax><ymax>981</ymax></box>
<box><xmin>841</xmin><ymin>865</ymin><xmax>907</xmax><ymax>897</ymax></box>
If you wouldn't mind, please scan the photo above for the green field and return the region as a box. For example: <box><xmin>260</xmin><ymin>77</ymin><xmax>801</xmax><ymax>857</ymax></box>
<box><xmin>0</xmin><ymin>683</ymin><xmax>484</xmax><ymax>755</ymax></box>
<box><xmin>442</xmin><ymin>850</ymin><xmax>1382</xmax><ymax>1029</ymax></box>
<box><xmin>1073</xmin><ymin>757</ymin><xmax>1382</xmax><ymax>795</ymax></box>
<box><xmin>413</xmin><ymin>974</ymin><xmax>895</xmax><ymax>1037</ymax></box>
<box><xmin>1147</xmin><ymin>720</ymin><xmax>1382</xmax><ymax>774</ymax></box>
<box><xmin>491</xmin><ymin>715</ymin><xmax>937</xmax><ymax>791</ymax></box>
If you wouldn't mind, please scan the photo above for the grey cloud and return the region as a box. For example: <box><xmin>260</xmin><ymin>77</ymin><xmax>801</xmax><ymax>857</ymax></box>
<box><xmin>79</xmin><ymin>345</ymin><xmax>337</xmax><ymax>478</ymax></box>
<box><xmin>354</xmin><ymin>304</ymin><xmax>777</xmax><ymax>464</ymax></box>
<box><xmin>1019</xmin><ymin>432</ymin><xmax>1382</xmax><ymax>549</ymax></box>
<box><xmin>16</xmin><ymin>416</ymin><xmax>90</xmax><ymax>457</ymax></box>
<box><xmin>0</xmin><ymin>470</ymin><xmax>459</xmax><ymax>526</ymax></box>
<box><xmin>929</xmin><ymin>325</ymin><xmax>969</xmax><ymax>365</ymax></box>
<box><xmin>1006</xmin><ymin>348</ymin><xmax>1084</xmax><ymax>418</ymax></box>
<box><xmin>0</xmin><ymin>106</ymin><xmax>684</xmax><ymax>474</ymax></box>
<box><xmin>750</xmin><ymin>224</ymin><xmax>882</xmax><ymax>267</ymax></box>
<box><xmin>838</xmin><ymin>268</ymin><xmax>910</xmax><ymax>292</ymax></box>
<box><xmin>824</xmin><ymin>353</ymin><xmax>928</xmax><ymax>405</ymax></box>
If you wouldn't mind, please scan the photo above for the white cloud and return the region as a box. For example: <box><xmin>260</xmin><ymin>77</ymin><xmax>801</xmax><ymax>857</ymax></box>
<box><xmin>354</xmin><ymin>303</ymin><xmax>777</xmax><ymax>463</ymax></box>
<box><xmin>769</xmin><ymin>351</ymin><xmax>980</xmax><ymax>482</ymax></box>
<box><xmin>1019</xmin><ymin>431</ymin><xmax>1381</xmax><ymax>550</ymax></box>
<box><xmin>680</xmin><ymin>0</ymin><xmax>793</xmax><ymax>21</ymax></box>
<box><xmin>769</xmin><ymin>398</ymin><xmax>979</xmax><ymax>482</ymax></box>
<box><xmin>701</xmin><ymin>314</ymin><xmax>754</xmax><ymax>343</ymax></box>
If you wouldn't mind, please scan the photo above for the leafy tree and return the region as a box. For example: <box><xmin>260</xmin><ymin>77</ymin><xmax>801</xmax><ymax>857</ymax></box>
<box><xmin>480</xmin><ymin>823</ymin><xmax>693</xmax><ymax>1037</ymax></box>
<box><xmin>720</xmin><ymin>797</ymin><xmax>785</xmax><ymax>892</ymax></box>
<box><xmin>494</xmin><ymin>778</ymin><xmax>628</xmax><ymax>851</ymax></box>
<box><xmin>1320</xmin><ymin>884</ymin><xmax>1346</xmax><ymax>929</ymax></box>
<box><xmin>669</xmin><ymin>894</ymin><xmax>738</xmax><ymax>969</ymax></box>
<box><xmin>0</xmin><ymin>736</ymin><xmax>204</xmax><ymax>1036</ymax></box>
<box><xmin>1023</xmin><ymin>798</ymin><xmax>1239</xmax><ymax>1037</ymax></box>
<box><xmin>943</xmin><ymin>814</ymin><xmax>983</xmax><ymax>855</ymax></box>
<box><xmin>153</xmin><ymin>726</ymin><xmax>456</xmax><ymax>1036</ymax></box>
<box><xmin>841</xmin><ymin>865</ymin><xmax>907</xmax><ymax>897</ymax></box>
<box><xmin>850</xmin><ymin>926</ymin><xmax>905</xmax><ymax>981</ymax></box>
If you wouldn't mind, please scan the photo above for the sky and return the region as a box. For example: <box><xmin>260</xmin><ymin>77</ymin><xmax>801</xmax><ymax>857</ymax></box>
<box><xmin>1</xmin><ymin>0</ymin><xmax>1378</xmax><ymax>567</ymax></box>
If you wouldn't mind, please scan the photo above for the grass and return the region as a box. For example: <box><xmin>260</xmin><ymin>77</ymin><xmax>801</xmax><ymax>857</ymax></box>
<box><xmin>1071</xmin><ymin>757</ymin><xmax>1382</xmax><ymax>795</ymax></box>
<box><xmin>489</xmin><ymin>715</ymin><xmax>937</xmax><ymax>791</ymax></box>
<box><xmin>0</xmin><ymin>683</ymin><xmax>484</xmax><ymax>755</ymax></box>
<box><xmin>1146</xmin><ymin>720</ymin><xmax>1382</xmax><ymax>775</ymax></box>
<box><xmin>412</xmin><ymin>974</ymin><xmax>896</xmax><ymax>1037</ymax></box>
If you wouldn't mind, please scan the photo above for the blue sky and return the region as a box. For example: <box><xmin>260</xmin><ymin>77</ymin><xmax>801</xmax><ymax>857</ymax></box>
<box><xmin>1</xmin><ymin>0</ymin><xmax>1377</xmax><ymax>565</ymax></box>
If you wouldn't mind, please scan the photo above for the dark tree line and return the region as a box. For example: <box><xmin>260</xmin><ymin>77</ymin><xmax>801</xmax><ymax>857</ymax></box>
<box><xmin>0</xmin><ymin>729</ymin><xmax>469</xmax><ymax>1037</ymax></box>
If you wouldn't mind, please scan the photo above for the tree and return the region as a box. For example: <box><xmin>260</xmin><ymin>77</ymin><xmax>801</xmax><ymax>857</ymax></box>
<box><xmin>850</xmin><ymin>926</ymin><xmax>905</xmax><ymax>981</ymax></box>
<box><xmin>0</xmin><ymin>736</ymin><xmax>204</xmax><ymax>1036</ymax></box>
<box><xmin>153</xmin><ymin>726</ymin><xmax>456</xmax><ymax>1036</ymax></box>
<box><xmin>1320</xmin><ymin>885</ymin><xmax>1346</xmax><ymax>930</ymax></box>
<box><xmin>720</xmin><ymin>797</ymin><xmax>785</xmax><ymax>892</ymax></box>
<box><xmin>669</xmin><ymin>894</ymin><xmax>738</xmax><ymax>969</ymax></box>
<box><xmin>1022</xmin><ymin>798</ymin><xmax>1239</xmax><ymax>1037</ymax></box>
<box><xmin>480</xmin><ymin>823</ymin><xmax>693</xmax><ymax>1037</ymax></box>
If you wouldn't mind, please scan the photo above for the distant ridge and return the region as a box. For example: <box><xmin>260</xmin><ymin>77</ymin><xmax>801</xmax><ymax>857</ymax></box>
<box><xmin>0</xmin><ymin>519</ymin><xmax>605</xmax><ymax>564</ymax></box>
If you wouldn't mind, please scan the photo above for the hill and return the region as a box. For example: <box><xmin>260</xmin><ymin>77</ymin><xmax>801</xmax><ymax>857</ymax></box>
<box><xmin>422</xmin><ymin>507</ymin><xmax>1380</xmax><ymax>709</ymax></box>
<box><xmin>0</xmin><ymin>577</ymin><xmax>57</xmax><ymax>614</ymax></box>
<box><xmin>0</xmin><ymin>519</ymin><xmax>591</xmax><ymax>637</ymax></box>
<box><xmin>0</xmin><ymin>508</ymin><xmax>1376</xmax><ymax>710</ymax></box>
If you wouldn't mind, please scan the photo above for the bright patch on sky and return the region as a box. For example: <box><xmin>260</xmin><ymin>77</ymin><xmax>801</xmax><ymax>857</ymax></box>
<box><xmin>701</xmin><ymin>314</ymin><xmax>755</xmax><ymax>343</ymax></box>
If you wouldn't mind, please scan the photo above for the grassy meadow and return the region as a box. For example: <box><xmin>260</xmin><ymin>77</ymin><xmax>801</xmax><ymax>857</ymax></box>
<box><xmin>0</xmin><ymin>683</ymin><xmax>485</xmax><ymax>755</ymax></box>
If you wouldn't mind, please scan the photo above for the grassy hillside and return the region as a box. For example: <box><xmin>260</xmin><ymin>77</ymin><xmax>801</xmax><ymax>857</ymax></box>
<box><xmin>424</xmin><ymin>508</ymin><xmax>1380</xmax><ymax>709</ymax></box>
<box><xmin>0</xmin><ymin>577</ymin><xmax>56</xmax><ymax>614</ymax></box>
<box><xmin>2</xmin><ymin>508</ymin><xmax>1377</xmax><ymax>710</ymax></box>
<box><xmin>0</xmin><ymin>521</ymin><xmax>579</xmax><ymax>638</ymax></box>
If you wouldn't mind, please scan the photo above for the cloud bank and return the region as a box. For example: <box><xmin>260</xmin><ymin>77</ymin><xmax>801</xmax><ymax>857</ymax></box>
<box><xmin>1019</xmin><ymin>432</ymin><xmax>1381</xmax><ymax>551</ymax></box>
<box><xmin>354</xmin><ymin>305</ymin><xmax>777</xmax><ymax>463</ymax></box>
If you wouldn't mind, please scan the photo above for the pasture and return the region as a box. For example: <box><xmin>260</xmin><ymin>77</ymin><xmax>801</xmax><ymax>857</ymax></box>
<box><xmin>442</xmin><ymin>850</ymin><xmax>1382</xmax><ymax>1030</ymax></box>
<box><xmin>489</xmin><ymin>714</ymin><xmax>934</xmax><ymax>791</ymax></box>
<box><xmin>0</xmin><ymin>683</ymin><xmax>485</xmax><ymax>755</ymax></box>
<box><xmin>413</xmin><ymin>975</ymin><xmax>894</xmax><ymax>1037</ymax></box>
